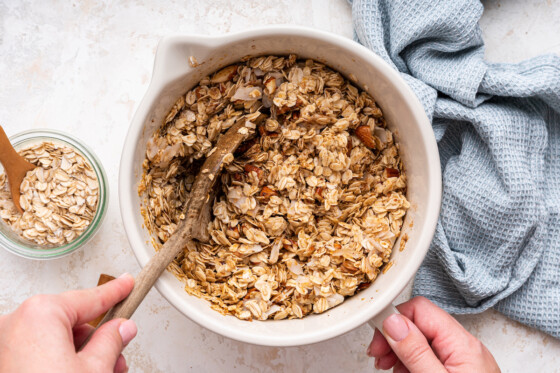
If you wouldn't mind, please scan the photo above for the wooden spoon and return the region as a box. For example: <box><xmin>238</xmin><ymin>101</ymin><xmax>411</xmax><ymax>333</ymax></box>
<box><xmin>80</xmin><ymin>117</ymin><xmax>255</xmax><ymax>349</ymax></box>
<box><xmin>0</xmin><ymin>126</ymin><xmax>36</xmax><ymax>213</ymax></box>
<box><xmin>88</xmin><ymin>274</ymin><xmax>116</xmax><ymax>327</ymax></box>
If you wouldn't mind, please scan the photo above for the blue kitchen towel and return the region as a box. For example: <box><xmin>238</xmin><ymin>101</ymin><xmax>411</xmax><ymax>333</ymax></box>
<box><xmin>350</xmin><ymin>0</ymin><xmax>560</xmax><ymax>337</ymax></box>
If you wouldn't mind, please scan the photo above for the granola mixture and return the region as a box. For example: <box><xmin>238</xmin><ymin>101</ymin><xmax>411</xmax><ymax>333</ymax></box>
<box><xmin>140</xmin><ymin>55</ymin><xmax>409</xmax><ymax>320</ymax></box>
<box><xmin>0</xmin><ymin>142</ymin><xmax>99</xmax><ymax>246</ymax></box>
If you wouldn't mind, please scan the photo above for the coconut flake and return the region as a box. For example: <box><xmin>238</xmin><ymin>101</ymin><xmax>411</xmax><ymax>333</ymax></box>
<box><xmin>146</xmin><ymin>137</ymin><xmax>159</xmax><ymax>160</ymax></box>
<box><xmin>374</xmin><ymin>127</ymin><xmax>388</xmax><ymax>144</ymax></box>
<box><xmin>288</xmin><ymin>67</ymin><xmax>303</xmax><ymax>84</ymax></box>
<box><xmin>232</xmin><ymin>86</ymin><xmax>262</xmax><ymax>101</ymax></box>
<box><xmin>263</xmin><ymin>304</ymin><xmax>281</xmax><ymax>318</ymax></box>
<box><xmin>362</xmin><ymin>237</ymin><xmax>383</xmax><ymax>252</ymax></box>
<box><xmin>269</xmin><ymin>239</ymin><xmax>282</xmax><ymax>264</ymax></box>
<box><xmin>157</xmin><ymin>143</ymin><xmax>181</xmax><ymax>167</ymax></box>
<box><xmin>326</xmin><ymin>293</ymin><xmax>344</xmax><ymax>309</ymax></box>
<box><xmin>287</xmin><ymin>259</ymin><xmax>304</xmax><ymax>275</ymax></box>
<box><xmin>262</xmin><ymin>94</ymin><xmax>273</xmax><ymax>108</ymax></box>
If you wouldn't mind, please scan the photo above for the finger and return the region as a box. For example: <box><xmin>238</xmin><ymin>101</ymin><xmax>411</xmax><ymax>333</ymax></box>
<box><xmin>59</xmin><ymin>273</ymin><xmax>134</xmax><ymax>325</ymax></box>
<box><xmin>80</xmin><ymin>318</ymin><xmax>137</xmax><ymax>371</ymax></box>
<box><xmin>73</xmin><ymin>324</ymin><xmax>95</xmax><ymax>349</ymax></box>
<box><xmin>114</xmin><ymin>354</ymin><xmax>127</xmax><ymax>373</ymax></box>
<box><xmin>376</xmin><ymin>351</ymin><xmax>398</xmax><ymax>370</ymax></box>
<box><xmin>382</xmin><ymin>314</ymin><xmax>446</xmax><ymax>373</ymax></box>
<box><xmin>396</xmin><ymin>297</ymin><xmax>467</xmax><ymax>341</ymax></box>
<box><xmin>392</xmin><ymin>360</ymin><xmax>410</xmax><ymax>373</ymax></box>
<box><xmin>368</xmin><ymin>328</ymin><xmax>392</xmax><ymax>358</ymax></box>
<box><xmin>396</xmin><ymin>296</ymin><xmax>475</xmax><ymax>362</ymax></box>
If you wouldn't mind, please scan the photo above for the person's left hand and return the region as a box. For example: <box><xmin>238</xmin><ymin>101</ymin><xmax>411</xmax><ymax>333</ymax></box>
<box><xmin>0</xmin><ymin>273</ymin><xmax>137</xmax><ymax>373</ymax></box>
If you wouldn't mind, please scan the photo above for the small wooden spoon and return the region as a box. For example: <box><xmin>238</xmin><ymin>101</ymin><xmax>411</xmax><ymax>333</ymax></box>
<box><xmin>88</xmin><ymin>274</ymin><xmax>116</xmax><ymax>327</ymax></box>
<box><xmin>0</xmin><ymin>125</ymin><xmax>36</xmax><ymax>213</ymax></box>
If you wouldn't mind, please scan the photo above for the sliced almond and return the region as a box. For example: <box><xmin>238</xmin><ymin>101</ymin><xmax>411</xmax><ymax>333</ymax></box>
<box><xmin>314</xmin><ymin>187</ymin><xmax>324</xmax><ymax>202</ymax></box>
<box><xmin>354</xmin><ymin>125</ymin><xmax>376</xmax><ymax>149</ymax></box>
<box><xmin>210</xmin><ymin>65</ymin><xmax>238</xmax><ymax>84</ymax></box>
<box><xmin>244</xmin><ymin>164</ymin><xmax>264</xmax><ymax>182</ymax></box>
<box><xmin>259</xmin><ymin>186</ymin><xmax>278</xmax><ymax>200</ymax></box>
<box><xmin>385</xmin><ymin>167</ymin><xmax>400</xmax><ymax>178</ymax></box>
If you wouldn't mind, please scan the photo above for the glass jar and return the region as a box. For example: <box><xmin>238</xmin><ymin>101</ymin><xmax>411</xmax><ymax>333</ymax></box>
<box><xmin>0</xmin><ymin>129</ymin><xmax>109</xmax><ymax>259</ymax></box>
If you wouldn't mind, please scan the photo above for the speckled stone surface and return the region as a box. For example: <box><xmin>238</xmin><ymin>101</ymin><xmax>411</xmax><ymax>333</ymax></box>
<box><xmin>0</xmin><ymin>1</ymin><xmax>559</xmax><ymax>372</ymax></box>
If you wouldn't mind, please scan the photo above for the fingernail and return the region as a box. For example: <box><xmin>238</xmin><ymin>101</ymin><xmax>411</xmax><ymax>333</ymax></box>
<box><xmin>119</xmin><ymin>320</ymin><xmax>137</xmax><ymax>346</ymax></box>
<box><xmin>383</xmin><ymin>314</ymin><xmax>409</xmax><ymax>342</ymax></box>
<box><xmin>118</xmin><ymin>272</ymin><xmax>131</xmax><ymax>279</ymax></box>
<box><xmin>366</xmin><ymin>343</ymin><xmax>374</xmax><ymax>357</ymax></box>
<box><xmin>374</xmin><ymin>357</ymin><xmax>380</xmax><ymax>369</ymax></box>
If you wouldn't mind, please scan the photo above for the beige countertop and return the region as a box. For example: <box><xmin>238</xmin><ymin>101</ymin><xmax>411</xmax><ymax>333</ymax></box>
<box><xmin>0</xmin><ymin>0</ymin><xmax>559</xmax><ymax>372</ymax></box>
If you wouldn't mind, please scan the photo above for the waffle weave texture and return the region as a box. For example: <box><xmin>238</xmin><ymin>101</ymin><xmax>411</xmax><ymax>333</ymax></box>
<box><xmin>351</xmin><ymin>0</ymin><xmax>560</xmax><ymax>337</ymax></box>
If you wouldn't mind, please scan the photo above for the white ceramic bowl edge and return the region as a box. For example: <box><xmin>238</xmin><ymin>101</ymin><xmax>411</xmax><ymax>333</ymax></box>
<box><xmin>120</xmin><ymin>25</ymin><xmax>442</xmax><ymax>346</ymax></box>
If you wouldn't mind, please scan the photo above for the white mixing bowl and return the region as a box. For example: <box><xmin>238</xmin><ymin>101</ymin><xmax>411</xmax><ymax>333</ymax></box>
<box><xmin>120</xmin><ymin>26</ymin><xmax>441</xmax><ymax>347</ymax></box>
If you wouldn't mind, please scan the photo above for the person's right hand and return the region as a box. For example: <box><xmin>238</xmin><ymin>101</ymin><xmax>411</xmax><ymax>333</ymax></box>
<box><xmin>367</xmin><ymin>296</ymin><xmax>500</xmax><ymax>373</ymax></box>
<box><xmin>0</xmin><ymin>273</ymin><xmax>136</xmax><ymax>373</ymax></box>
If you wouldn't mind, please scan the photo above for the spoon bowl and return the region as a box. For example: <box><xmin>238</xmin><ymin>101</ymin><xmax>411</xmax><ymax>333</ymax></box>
<box><xmin>0</xmin><ymin>125</ymin><xmax>36</xmax><ymax>213</ymax></box>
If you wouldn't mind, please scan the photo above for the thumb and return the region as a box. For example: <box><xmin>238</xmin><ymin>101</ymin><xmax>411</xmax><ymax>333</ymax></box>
<box><xmin>79</xmin><ymin>318</ymin><xmax>137</xmax><ymax>371</ymax></box>
<box><xmin>382</xmin><ymin>314</ymin><xmax>446</xmax><ymax>373</ymax></box>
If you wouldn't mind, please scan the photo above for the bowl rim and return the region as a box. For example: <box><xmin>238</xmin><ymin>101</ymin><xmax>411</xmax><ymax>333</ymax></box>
<box><xmin>119</xmin><ymin>25</ymin><xmax>442</xmax><ymax>346</ymax></box>
<box><xmin>0</xmin><ymin>128</ymin><xmax>109</xmax><ymax>260</ymax></box>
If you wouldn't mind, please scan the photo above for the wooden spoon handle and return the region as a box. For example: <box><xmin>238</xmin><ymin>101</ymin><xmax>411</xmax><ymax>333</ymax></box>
<box><xmin>78</xmin><ymin>235</ymin><xmax>187</xmax><ymax>349</ymax></box>
<box><xmin>79</xmin><ymin>118</ymin><xmax>252</xmax><ymax>350</ymax></box>
<box><xmin>0</xmin><ymin>126</ymin><xmax>21</xmax><ymax>169</ymax></box>
<box><xmin>103</xmin><ymin>119</ymin><xmax>250</xmax><ymax>322</ymax></box>
<box><xmin>103</xmin><ymin>237</ymin><xmax>186</xmax><ymax>321</ymax></box>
